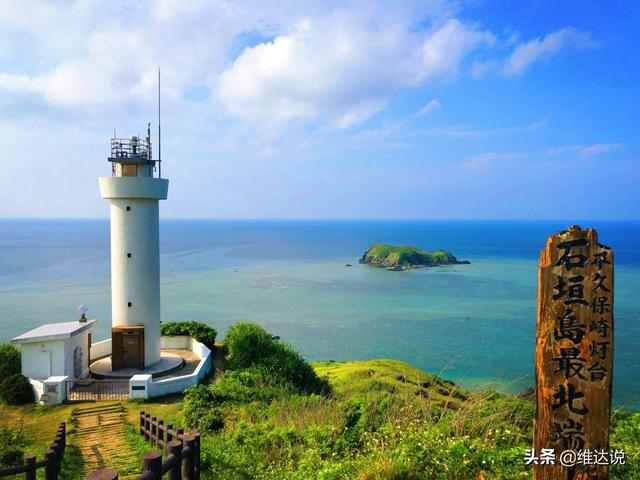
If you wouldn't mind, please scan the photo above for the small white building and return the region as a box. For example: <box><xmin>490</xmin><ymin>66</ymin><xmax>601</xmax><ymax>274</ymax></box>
<box><xmin>12</xmin><ymin>320</ymin><xmax>96</xmax><ymax>380</ymax></box>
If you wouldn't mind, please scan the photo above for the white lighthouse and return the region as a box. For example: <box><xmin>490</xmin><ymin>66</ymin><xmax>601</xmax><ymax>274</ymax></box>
<box><xmin>99</xmin><ymin>127</ymin><xmax>168</xmax><ymax>370</ymax></box>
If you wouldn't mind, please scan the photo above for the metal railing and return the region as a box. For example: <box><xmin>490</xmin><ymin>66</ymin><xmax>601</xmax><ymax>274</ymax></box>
<box><xmin>66</xmin><ymin>380</ymin><xmax>129</xmax><ymax>402</ymax></box>
<box><xmin>0</xmin><ymin>422</ymin><xmax>66</xmax><ymax>479</ymax></box>
<box><xmin>110</xmin><ymin>137</ymin><xmax>152</xmax><ymax>161</ymax></box>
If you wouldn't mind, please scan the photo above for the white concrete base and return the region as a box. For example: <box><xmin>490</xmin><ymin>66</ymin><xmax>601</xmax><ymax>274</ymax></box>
<box><xmin>41</xmin><ymin>376</ymin><xmax>69</xmax><ymax>405</ymax></box>
<box><xmin>90</xmin><ymin>351</ymin><xmax>184</xmax><ymax>379</ymax></box>
<box><xmin>130</xmin><ymin>374</ymin><xmax>152</xmax><ymax>399</ymax></box>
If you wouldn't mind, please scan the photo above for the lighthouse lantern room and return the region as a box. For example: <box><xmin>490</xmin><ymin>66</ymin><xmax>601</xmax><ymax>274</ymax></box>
<box><xmin>99</xmin><ymin>126</ymin><xmax>168</xmax><ymax>370</ymax></box>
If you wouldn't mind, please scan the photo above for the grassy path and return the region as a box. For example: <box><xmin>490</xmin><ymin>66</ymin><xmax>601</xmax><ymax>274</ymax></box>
<box><xmin>73</xmin><ymin>402</ymin><xmax>138</xmax><ymax>474</ymax></box>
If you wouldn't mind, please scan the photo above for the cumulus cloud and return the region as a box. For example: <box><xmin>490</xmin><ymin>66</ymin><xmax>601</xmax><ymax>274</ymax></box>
<box><xmin>0</xmin><ymin>1</ymin><xmax>596</xmax><ymax>131</ymax></box>
<box><xmin>215</xmin><ymin>15</ymin><xmax>494</xmax><ymax>128</ymax></box>
<box><xmin>504</xmin><ymin>26</ymin><xmax>596</xmax><ymax>76</ymax></box>
<box><xmin>0</xmin><ymin>1</ymin><xmax>302</xmax><ymax>113</ymax></box>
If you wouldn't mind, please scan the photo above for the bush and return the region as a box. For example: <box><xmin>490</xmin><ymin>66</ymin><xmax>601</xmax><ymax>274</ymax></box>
<box><xmin>160</xmin><ymin>321</ymin><xmax>217</xmax><ymax>347</ymax></box>
<box><xmin>183</xmin><ymin>367</ymin><xmax>290</xmax><ymax>431</ymax></box>
<box><xmin>0</xmin><ymin>343</ymin><xmax>21</xmax><ymax>379</ymax></box>
<box><xmin>183</xmin><ymin>385</ymin><xmax>225</xmax><ymax>431</ymax></box>
<box><xmin>215</xmin><ymin>366</ymin><xmax>291</xmax><ymax>402</ymax></box>
<box><xmin>0</xmin><ymin>374</ymin><xmax>34</xmax><ymax>405</ymax></box>
<box><xmin>260</xmin><ymin>343</ymin><xmax>332</xmax><ymax>396</ymax></box>
<box><xmin>0</xmin><ymin>426</ymin><xmax>24</xmax><ymax>468</ymax></box>
<box><xmin>224</xmin><ymin>322</ymin><xmax>331</xmax><ymax>395</ymax></box>
<box><xmin>224</xmin><ymin>322</ymin><xmax>275</xmax><ymax>370</ymax></box>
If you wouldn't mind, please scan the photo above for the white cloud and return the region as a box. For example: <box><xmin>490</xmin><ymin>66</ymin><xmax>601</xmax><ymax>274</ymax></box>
<box><xmin>504</xmin><ymin>26</ymin><xmax>596</xmax><ymax>76</ymax></box>
<box><xmin>415</xmin><ymin>99</ymin><xmax>442</xmax><ymax>117</ymax></box>
<box><xmin>215</xmin><ymin>15</ymin><xmax>493</xmax><ymax>128</ymax></box>
<box><xmin>0</xmin><ymin>1</ymin><xmax>306</xmax><ymax>113</ymax></box>
<box><xmin>411</xmin><ymin>19</ymin><xmax>495</xmax><ymax>83</ymax></box>
<box><xmin>470</xmin><ymin>59</ymin><xmax>500</xmax><ymax>78</ymax></box>
<box><xmin>547</xmin><ymin>143</ymin><xmax>621</xmax><ymax>158</ymax></box>
<box><xmin>423</xmin><ymin>118</ymin><xmax>547</xmax><ymax>138</ymax></box>
<box><xmin>580</xmin><ymin>143</ymin><xmax>621</xmax><ymax>157</ymax></box>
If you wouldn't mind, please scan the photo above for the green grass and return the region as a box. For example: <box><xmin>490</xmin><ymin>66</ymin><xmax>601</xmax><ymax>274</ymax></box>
<box><xmin>1</xmin><ymin>403</ymin><xmax>76</xmax><ymax>458</ymax></box>
<box><xmin>189</xmin><ymin>359</ymin><xmax>638</xmax><ymax>479</ymax></box>
<box><xmin>1</xmin><ymin>359</ymin><xmax>638</xmax><ymax>479</ymax></box>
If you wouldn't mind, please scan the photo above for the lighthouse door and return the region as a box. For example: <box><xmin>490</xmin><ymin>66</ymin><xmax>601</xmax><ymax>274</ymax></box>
<box><xmin>112</xmin><ymin>326</ymin><xmax>145</xmax><ymax>370</ymax></box>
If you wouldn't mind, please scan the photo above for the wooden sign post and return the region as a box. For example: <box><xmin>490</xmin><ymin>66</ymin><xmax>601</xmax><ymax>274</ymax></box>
<box><xmin>534</xmin><ymin>225</ymin><xmax>614</xmax><ymax>479</ymax></box>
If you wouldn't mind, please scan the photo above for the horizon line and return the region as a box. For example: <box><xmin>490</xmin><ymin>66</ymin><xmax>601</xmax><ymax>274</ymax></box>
<box><xmin>1</xmin><ymin>216</ymin><xmax>639</xmax><ymax>222</ymax></box>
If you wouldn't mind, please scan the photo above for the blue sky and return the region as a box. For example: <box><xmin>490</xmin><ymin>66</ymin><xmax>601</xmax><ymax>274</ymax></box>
<box><xmin>0</xmin><ymin>0</ymin><xmax>638</xmax><ymax>219</ymax></box>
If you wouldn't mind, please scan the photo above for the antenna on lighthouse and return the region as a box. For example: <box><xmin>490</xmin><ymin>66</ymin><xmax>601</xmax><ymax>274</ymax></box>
<box><xmin>158</xmin><ymin>67</ymin><xmax>162</xmax><ymax>178</ymax></box>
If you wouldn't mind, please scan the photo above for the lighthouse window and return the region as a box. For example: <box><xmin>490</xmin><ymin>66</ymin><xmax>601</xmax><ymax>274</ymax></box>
<box><xmin>127</xmin><ymin>253</ymin><xmax>132</xmax><ymax>258</ymax></box>
<box><xmin>128</xmin><ymin>302</ymin><xmax>132</xmax><ymax>307</ymax></box>
<box><xmin>122</xmin><ymin>164</ymin><xmax>138</xmax><ymax>177</ymax></box>
<box><xmin>126</xmin><ymin>206</ymin><xmax>131</xmax><ymax>211</ymax></box>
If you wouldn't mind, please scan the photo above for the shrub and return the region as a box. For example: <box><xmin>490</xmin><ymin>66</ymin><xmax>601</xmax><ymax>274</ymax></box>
<box><xmin>212</xmin><ymin>367</ymin><xmax>287</xmax><ymax>403</ymax></box>
<box><xmin>224</xmin><ymin>322</ymin><xmax>275</xmax><ymax>370</ymax></box>
<box><xmin>260</xmin><ymin>342</ymin><xmax>332</xmax><ymax>396</ymax></box>
<box><xmin>0</xmin><ymin>426</ymin><xmax>24</xmax><ymax>468</ymax></box>
<box><xmin>224</xmin><ymin>322</ymin><xmax>331</xmax><ymax>395</ymax></box>
<box><xmin>160</xmin><ymin>321</ymin><xmax>217</xmax><ymax>347</ymax></box>
<box><xmin>338</xmin><ymin>396</ymin><xmax>367</xmax><ymax>450</ymax></box>
<box><xmin>183</xmin><ymin>367</ymin><xmax>289</xmax><ymax>431</ymax></box>
<box><xmin>183</xmin><ymin>384</ymin><xmax>225</xmax><ymax>431</ymax></box>
<box><xmin>0</xmin><ymin>343</ymin><xmax>21</xmax><ymax>379</ymax></box>
<box><xmin>0</xmin><ymin>374</ymin><xmax>34</xmax><ymax>405</ymax></box>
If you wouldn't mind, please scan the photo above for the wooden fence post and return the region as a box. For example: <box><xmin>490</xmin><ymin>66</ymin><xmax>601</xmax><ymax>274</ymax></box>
<box><xmin>151</xmin><ymin>416</ymin><xmax>157</xmax><ymax>442</ymax></box>
<box><xmin>87</xmin><ymin>468</ymin><xmax>118</xmax><ymax>480</ymax></box>
<box><xmin>158</xmin><ymin>419</ymin><xmax>165</xmax><ymax>447</ymax></box>
<box><xmin>145</xmin><ymin>413</ymin><xmax>151</xmax><ymax>441</ymax></box>
<box><xmin>166</xmin><ymin>424</ymin><xmax>174</xmax><ymax>444</ymax></box>
<box><xmin>58</xmin><ymin>423</ymin><xmax>66</xmax><ymax>453</ymax></box>
<box><xmin>141</xmin><ymin>450</ymin><xmax>162</xmax><ymax>480</ymax></box>
<box><xmin>534</xmin><ymin>225</ymin><xmax>614</xmax><ymax>480</ymax></box>
<box><xmin>50</xmin><ymin>441</ymin><xmax>60</xmax><ymax>477</ymax></box>
<box><xmin>44</xmin><ymin>449</ymin><xmax>56</xmax><ymax>480</ymax></box>
<box><xmin>182</xmin><ymin>436</ymin><xmax>195</xmax><ymax>480</ymax></box>
<box><xmin>56</xmin><ymin>432</ymin><xmax>65</xmax><ymax>457</ymax></box>
<box><xmin>192</xmin><ymin>432</ymin><xmax>200</xmax><ymax>479</ymax></box>
<box><xmin>167</xmin><ymin>440</ymin><xmax>182</xmax><ymax>480</ymax></box>
<box><xmin>140</xmin><ymin>411</ymin><xmax>145</xmax><ymax>435</ymax></box>
<box><xmin>24</xmin><ymin>455</ymin><xmax>36</xmax><ymax>480</ymax></box>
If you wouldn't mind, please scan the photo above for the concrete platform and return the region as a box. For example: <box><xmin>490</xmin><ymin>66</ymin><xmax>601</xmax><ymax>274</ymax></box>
<box><xmin>90</xmin><ymin>350</ymin><xmax>185</xmax><ymax>379</ymax></box>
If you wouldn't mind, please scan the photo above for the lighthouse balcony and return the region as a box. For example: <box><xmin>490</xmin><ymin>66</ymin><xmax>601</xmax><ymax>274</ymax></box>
<box><xmin>99</xmin><ymin>176</ymin><xmax>169</xmax><ymax>199</ymax></box>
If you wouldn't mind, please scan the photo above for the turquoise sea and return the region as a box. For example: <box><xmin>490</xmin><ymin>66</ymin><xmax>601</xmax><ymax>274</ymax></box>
<box><xmin>1</xmin><ymin>220</ymin><xmax>639</xmax><ymax>408</ymax></box>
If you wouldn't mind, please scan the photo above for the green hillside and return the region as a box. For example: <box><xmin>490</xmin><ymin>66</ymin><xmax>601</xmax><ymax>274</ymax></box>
<box><xmin>2</xmin><ymin>324</ymin><xmax>638</xmax><ymax>479</ymax></box>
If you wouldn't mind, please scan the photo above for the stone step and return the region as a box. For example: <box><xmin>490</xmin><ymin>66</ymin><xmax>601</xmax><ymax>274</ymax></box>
<box><xmin>77</xmin><ymin>419</ymin><xmax>125</xmax><ymax>427</ymax></box>
<box><xmin>74</xmin><ymin>403</ymin><xmax>124</xmax><ymax>413</ymax></box>
<box><xmin>75</xmin><ymin>407</ymin><xmax>125</xmax><ymax>416</ymax></box>
<box><xmin>76</xmin><ymin>425</ymin><xmax>124</xmax><ymax>433</ymax></box>
<box><xmin>72</xmin><ymin>402</ymin><xmax>140</xmax><ymax>475</ymax></box>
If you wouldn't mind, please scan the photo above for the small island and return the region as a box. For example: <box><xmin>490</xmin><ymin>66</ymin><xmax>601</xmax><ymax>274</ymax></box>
<box><xmin>359</xmin><ymin>243</ymin><xmax>470</xmax><ymax>270</ymax></box>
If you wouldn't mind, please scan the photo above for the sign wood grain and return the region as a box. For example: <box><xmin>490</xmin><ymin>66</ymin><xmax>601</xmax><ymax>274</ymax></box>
<box><xmin>534</xmin><ymin>225</ymin><xmax>614</xmax><ymax>480</ymax></box>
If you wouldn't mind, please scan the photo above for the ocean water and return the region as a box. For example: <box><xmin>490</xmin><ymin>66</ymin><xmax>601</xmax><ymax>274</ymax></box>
<box><xmin>1</xmin><ymin>219</ymin><xmax>639</xmax><ymax>408</ymax></box>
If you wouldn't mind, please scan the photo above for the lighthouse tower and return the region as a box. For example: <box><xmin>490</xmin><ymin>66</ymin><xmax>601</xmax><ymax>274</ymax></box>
<box><xmin>99</xmin><ymin>127</ymin><xmax>168</xmax><ymax>370</ymax></box>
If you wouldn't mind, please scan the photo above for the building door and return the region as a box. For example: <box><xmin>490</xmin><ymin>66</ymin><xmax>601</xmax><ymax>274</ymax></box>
<box><xmin>122</xmin><ymin>331</ymin><xmax>141</xmax><ymax>368</ymax></box>
<box><xmin>73</xmin><ymin>346</ymin><xmax>83</xmax><ymax>378</ymax></box>
<box><xmin>112</xmin><ymin>326</ymin><xmax>144</xmax><ymax>370</ymax></box>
